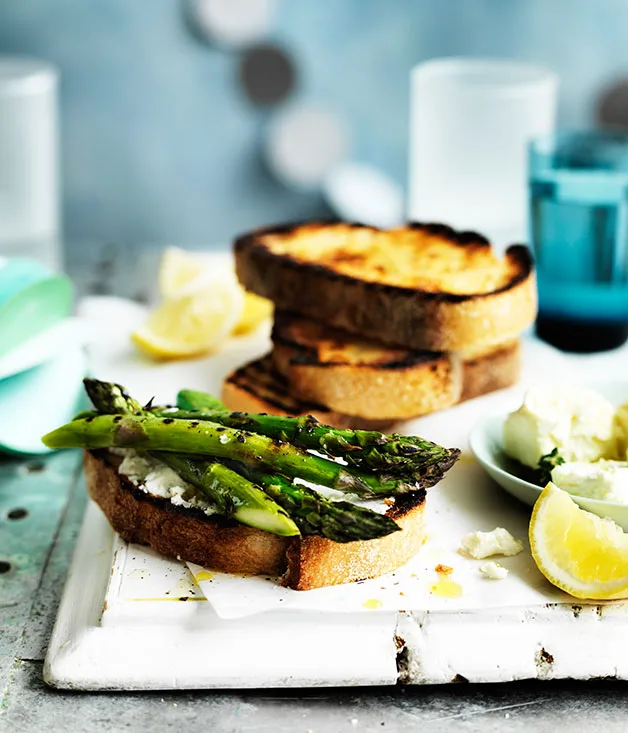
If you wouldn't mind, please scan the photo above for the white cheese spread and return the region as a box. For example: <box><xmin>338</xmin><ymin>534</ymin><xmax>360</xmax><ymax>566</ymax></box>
<box><xmin>551</xmin><ymin>459</ymin><xmax>628</xmax><ymax>503</ymax></box>
<box><xmin>117</xmin><ymin>449</ymin><xmax>217</xmax><ymax>516</ymax></box>
<box><xmin>460</xmin><ymin>527</ymin><xmax>523</xmax><ymax>559</ymax></box>
<box><xmin>116</xmin><ymin>454</ymin><xmax>389</xmax><ymax>519</ymax></box>
<box><xmin>503</xmin><ymin>385</ymin><xmax>616</xmax><ymax>468</ymax></box>
<box><xmin>295</xmin><ymin>478</ymin><xmax>390</xmax><ymax>515</ymax></box>
<box><xmin>479</xmin><ymin>560</ymin><xmax>509</xmax><ymax>580</ymax></box>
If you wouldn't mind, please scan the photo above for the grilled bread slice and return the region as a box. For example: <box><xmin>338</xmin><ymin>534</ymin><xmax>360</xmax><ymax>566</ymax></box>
<box><xmin>271</xmin><ymin>312</ymin><xmax>521</xmax><ymax>411</ymax></box>
<box><xmin>271</xmin><ymin>311</ymin><xmax>462</xmax><ymax>419</ymax></box>
<box><xmin>84</xmin><ymin>449</ymin><xmax>427</xmax><ymax>590</ymax></box>
<box><xmin>460</xmin><ymin>340</ymin><xmax>521</xmax><ymax>402</ymax></box>
<box><xmin>235</xmin><ymin>221</ymin><xmax>536</xmax><ymax>352</ymax></box>
<box><xmin>221</xmin><ymin>354</ymin><xmax>397</xmax><ymax>431</ymax></box>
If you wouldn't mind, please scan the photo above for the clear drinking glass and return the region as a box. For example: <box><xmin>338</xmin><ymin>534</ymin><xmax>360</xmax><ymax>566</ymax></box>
<box><xmin>530</xmin><ymin>131</ymin><xmax>628</xmax><ymax>352</ymax></box>
<box><xmin>0</xmin><ymin>58</ymin><xmax>60</xmax><ymax>271</ymax></box>
<box><xmin>408</xmin><ymin>58</ymin><xmax>558</xmax><ymax>247</ymax></box>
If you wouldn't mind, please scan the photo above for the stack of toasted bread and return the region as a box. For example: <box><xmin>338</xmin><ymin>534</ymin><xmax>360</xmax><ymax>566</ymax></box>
<box><xmin>223</xmin><ymin>222</ymin><xmax>537</xmax><ymax>428</ymax></box>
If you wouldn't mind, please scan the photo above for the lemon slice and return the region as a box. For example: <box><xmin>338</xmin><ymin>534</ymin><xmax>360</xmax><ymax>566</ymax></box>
<box><xmin>233</xmin><ymin>292</ymin><xmax>273</xmax><ymax>336</ymax></box>
<box><xmin>158</xmin><ymin>247</ymin><xmax>209</xmax><ymax>299</ymax></box>
<box><xmin>156</xmin><ymin>247</ymin><xmax>272</xmax><ymax>337</ymax></box>
<box><xmin>132</xmin><ymin>280</ymin><xmax>243</xmax><ymax>360</ymax></box>
<box><xmin>530</xmin><ymin>482</ymin><xmax>628</xmax><ymax>599</ymax></box>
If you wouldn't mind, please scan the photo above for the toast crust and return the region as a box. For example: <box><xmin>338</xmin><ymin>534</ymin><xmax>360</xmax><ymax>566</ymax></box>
<box><xmin>84</xmin><ymin>449</ymin><xmax>289</xmax><ymax>576</ymax></box>
<box><xmin>84</xmin><ymin>450</ymin><xmax>426</xmax><ymax>590</ymax></box>
<box><xmin>221</xmin><ymin>354</ymin><xmax>397</xmax><ymax>431</ymax></box>
<box><xmin>271</xmin><ymin>312</ymin><xmax>462</xmax><ymax>419</ymax></box>
<box><xmin>285</xmin><ymin>492</ymin><xmax>426</xmax><ymax>590</ymax></box>
<box><xmin>235</xmin><ymin>221</ymin><xmax>536</xmax><ymax>352</ymax></box>
<box><xmin>460</xmin><ymin>340</ymin><xmax>521</xmax><ymax>402</ymax></box>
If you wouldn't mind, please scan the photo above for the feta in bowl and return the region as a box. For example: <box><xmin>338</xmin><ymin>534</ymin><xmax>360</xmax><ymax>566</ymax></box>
<box><xmin>502</xmin><ymin>384</ymin><xmax>616</xmax><ymax>468</ymax></box>
<box><xmin>469</xmin><ymin>381</ymin><xmax>628</xmax><ymax>531</ymax></box>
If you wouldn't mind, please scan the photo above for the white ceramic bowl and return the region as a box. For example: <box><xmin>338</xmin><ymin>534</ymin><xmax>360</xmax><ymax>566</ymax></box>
<box><xmin>469</xmin><ymin>380</ymin><xmax>628</xmax><ymax>531</ymax></box>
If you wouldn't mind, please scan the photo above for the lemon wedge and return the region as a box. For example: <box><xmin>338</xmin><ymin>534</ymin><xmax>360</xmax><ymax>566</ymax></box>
<box><xmin>158</xmin><ymin>247</ymin><xmax>209</xmax><ymax>299</ymax></box>
<box><xmin>233</xmin><ymin>291</ymin><xmax>273</xmax><ymax>336</ymax></box>
<box><xmin>132</xmin><ymin>281</ymin><xmax>243</xmax><ymax>360</ymax></box>
<box><xmin>156</xmin><ymin>246</ymin><xmax>271</xmax><ymax>337</ymax></box>
<box><xmin>529</xmin><ymin>482</ymin><xmax>628</xmax><ymax>599</ymax></box>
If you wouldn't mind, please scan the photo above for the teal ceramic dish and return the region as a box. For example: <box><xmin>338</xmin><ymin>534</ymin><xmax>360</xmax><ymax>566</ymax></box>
<box><xmin>0</xmin><ymin>342</ymin><xmax>87</xmax><ymax>455</ymax></box>
<box><xmin>0</xmin><ymin>318</ymin><xmax>81</xmax><ymax>382</ymax></box>
<box><xmin>0</xmin><ymin>275</ymin><xmax>73</xmax><ymax>359</ymax></box>
<box><xmin>0</xmin><ymin>258</ymin><xmax>81</xmax><ymax>454</ymax></box>
<box><xmin>0</xmin><ymin>257</ymin><xmax>73</xmax><ymax>359</ymax></box>
<box><xmin>469</xmin><ymin>381</ymin><xmax>628</xmax><ymax>531</ymax></box>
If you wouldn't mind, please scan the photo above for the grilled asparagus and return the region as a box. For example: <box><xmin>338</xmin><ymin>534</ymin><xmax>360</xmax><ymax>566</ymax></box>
<box><xmin>83</xmin><ymin>378</ymin><xmax>403</xmax><ymax>541</ymax></box>
<box><xmin>42</xmin><ymin>413</ymin><xmax>419</xmax><ymax>496</ymax></box>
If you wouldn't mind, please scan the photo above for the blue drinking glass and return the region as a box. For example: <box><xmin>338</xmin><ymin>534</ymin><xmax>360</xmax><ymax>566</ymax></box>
<box><xmin>529</xmin><ymin>131</ymin><xmax>628</xmax><ymax>352</ymax></box>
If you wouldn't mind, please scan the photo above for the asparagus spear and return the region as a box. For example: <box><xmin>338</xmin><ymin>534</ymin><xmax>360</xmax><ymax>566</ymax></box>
<box><xmin>85</xmin><ymin>379</ymin><xmax>459</xmax><ymax>479</ymax></box>
<box><xmin>157</xmin><ymin>407</ymin><xmax>459</xmax><ymax>477</ymax></box>
<box><xmin>251</xmin><ymin>471</ymin><xmax>401</xmax><ymax>543</ymax></box>
<box><xmin>42</xmin><ymin>414</ymin><xmax>416</xmax><ymax>496</ymax></box>
<box><xmin>158</xmin><ymin>456</ymin><xmax>299</xmax><ymax>536</ymax></box>
<box><xmin>84</xmin><ymin>378</ymin><xmax>402</xmax><ymax>541</ymax></box>
<box><xmin>82</xmin><ymin>379</ymin><xmax>299</xmax><ymax>537</ymax></box>
<box><xmin>83</xmin><ymin>378</ymin><xmax>144</xmax><ymax>415</ymax></box>
<box><xmin>177</xmin><ymin>389</ymin><xmax>226</xmax><ymax>412</ymax></box>
<box><xmin>174</xmin><ymin>389</ymin><xmax>459</xmax><ymax>476</ymax></box>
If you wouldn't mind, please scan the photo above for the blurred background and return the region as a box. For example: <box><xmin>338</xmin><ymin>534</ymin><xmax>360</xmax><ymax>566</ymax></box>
<box><xmin>1</xmin><ymin>0</ymin><xmax>627</xmax><ymax>269</ymax></box>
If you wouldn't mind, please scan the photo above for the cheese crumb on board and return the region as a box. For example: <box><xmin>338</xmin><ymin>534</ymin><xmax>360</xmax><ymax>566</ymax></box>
<box><xmin>460</xmin><ymin>527</ymin><xmax>523</xmax><ymax>559</ymax></box>
<box><xmin>479</xmin><ymin>561</ymin><xmax>509</xmax><ymax>580</ymax></box>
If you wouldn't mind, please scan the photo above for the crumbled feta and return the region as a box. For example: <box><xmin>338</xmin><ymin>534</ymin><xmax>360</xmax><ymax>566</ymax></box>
<box><xmin>479</xmin><ymin>561</ymin><xmax>509</xmax><ymax>580</ymax></box>
<box><xmin>117</xmin><ymin>449</ymin><xmax>217</xmax><ymax>515</ymax></box>
<box><xmin>460</xmin><ymin>528</ymin><xmax>523</xmax><ymax>559</ymax></box>
<box><xmin>551</xmin><ymin>459</ymin><xmax>628</xmax><ymax>503</ymax></box>
<box><xmin>503</xmin><ymin>385</ymin><xmax>616</xmax><ymax>469</ymax></box>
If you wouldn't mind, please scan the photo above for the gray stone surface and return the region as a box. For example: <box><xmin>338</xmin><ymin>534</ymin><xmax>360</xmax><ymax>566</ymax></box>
<box><xmin>5</xmin><ymin>660</ymin><xmax>628</xmax><ymax>732</ymax></box>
